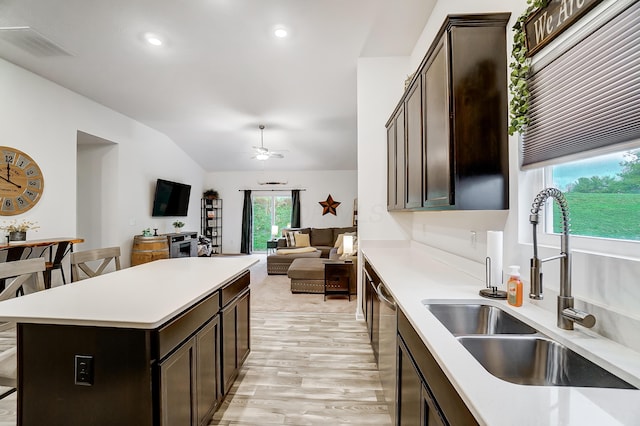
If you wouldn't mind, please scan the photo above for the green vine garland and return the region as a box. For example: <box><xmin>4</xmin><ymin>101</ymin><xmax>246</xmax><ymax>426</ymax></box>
<box><xmin>509</xmin><ymin>0</ymin><xmax>550</xmax><ymax>136</ymax></box>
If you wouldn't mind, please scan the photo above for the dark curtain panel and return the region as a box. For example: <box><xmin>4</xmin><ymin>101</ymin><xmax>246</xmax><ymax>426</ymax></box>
<box><xmin>240</xmin><ymin>190</ymin><xmax>252</xmax><ymax>254</ymax></box>
<box><xmin>291</xmin><ymin>189</ymin><xmax>301</xmax><ymax>228</ymax></box>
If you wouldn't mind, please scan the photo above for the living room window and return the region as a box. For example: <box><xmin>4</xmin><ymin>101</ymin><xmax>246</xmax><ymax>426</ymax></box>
<box><xmin>252</xmin><ymin>193</ymin><xmax>292</xmax><ymax>252</ymax></box>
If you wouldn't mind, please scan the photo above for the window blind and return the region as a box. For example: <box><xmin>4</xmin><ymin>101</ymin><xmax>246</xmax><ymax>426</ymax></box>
<box><xmin>521</xmin><ymin>0</ymin><xmax>640</xmax><ymax>168</ymax></box>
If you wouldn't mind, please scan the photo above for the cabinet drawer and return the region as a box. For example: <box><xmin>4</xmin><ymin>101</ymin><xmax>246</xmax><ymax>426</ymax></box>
<box><xmin>220</xmin><ymin>271</ymin><xmax>250</xmax><ymax>307</ymax></box>
<box><xmin>157</xmin><ymin>292</ymin><xmax>220</xmax><ymax>360</ymax></box>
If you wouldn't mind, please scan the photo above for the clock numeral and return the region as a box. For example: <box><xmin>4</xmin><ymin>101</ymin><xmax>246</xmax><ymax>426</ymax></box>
<box><xmin>24</xmin><ymin>190</ymin><xmax>38</xmax><ymax>201</ymax></box>
<box><xmin>2</xmin><ymin>198</ymin><xmax>15</xmax><ymax>211</ymax></box>
<box><xmin>16</xmin><ymin>155</ymin><xmax>30</xmax><ymax>169</ymax></box>
<box><xmin>3</xmin><ymin>152</ymin><xmax>15</xmax><ymax>164</ymax></box>
<box><xmin>28</xmin><ymin>179</ymin><xmax>42</xmax><ymax>189</ymax></box>
<box><xmin>16</xmin><ymin>196</ymin><xmax>27</xmax><ymax>207</ymax></box>
<box><xmin>25</xmin><ymin>167</ymin><xmax>39</xmax><ymax>177</ymax></box>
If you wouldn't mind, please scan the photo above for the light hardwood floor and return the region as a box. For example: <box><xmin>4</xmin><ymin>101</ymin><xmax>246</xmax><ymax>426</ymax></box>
<box><xmin>212</xmin><ymin>312</ymin><xmax>391</xmax><ymax>425</ymax></box>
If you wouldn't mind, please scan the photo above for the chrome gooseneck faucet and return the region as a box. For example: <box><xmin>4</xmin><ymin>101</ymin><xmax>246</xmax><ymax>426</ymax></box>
<box><xmin>530</xmin><ymin>188</ymin><xmax>596</xmax><ymax>330</ymax></box>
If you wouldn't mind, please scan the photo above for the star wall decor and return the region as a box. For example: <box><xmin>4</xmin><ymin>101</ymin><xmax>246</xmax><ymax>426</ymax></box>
<box><xmin>319</xmin><ymin>194</ymin><xmax>341</xmax><ymax>216</ymax></box>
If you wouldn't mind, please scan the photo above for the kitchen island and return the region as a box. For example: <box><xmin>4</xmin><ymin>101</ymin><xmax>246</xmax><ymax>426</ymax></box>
<box><xmin>362</xmin><ymin>242</ymin><xmax>640</xmax><ymax>425</ymax></box>
<box><xmin>0</xmin><ymin>256</ymin><xmax>257</xmax><ymax>426</ymax></box>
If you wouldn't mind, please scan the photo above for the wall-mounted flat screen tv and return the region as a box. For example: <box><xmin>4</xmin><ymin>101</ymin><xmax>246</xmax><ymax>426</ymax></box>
<box><xmin>152</xmin><ymin>179</ymin><xmax>191</xmax><ymax>217</ymax></box>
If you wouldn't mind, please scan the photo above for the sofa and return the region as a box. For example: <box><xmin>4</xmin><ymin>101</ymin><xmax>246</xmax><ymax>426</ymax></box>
<box><xmin>266</xmin><ymin>226</ymin><xmax>356</xmax><ymax>275</ymax></box>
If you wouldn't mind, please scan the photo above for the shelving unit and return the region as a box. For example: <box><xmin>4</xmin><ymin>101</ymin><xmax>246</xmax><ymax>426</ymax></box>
<box><xmin>201</xmin><ymin>198</ymin><xmax>222</xmax><ymax>254</ymax></box>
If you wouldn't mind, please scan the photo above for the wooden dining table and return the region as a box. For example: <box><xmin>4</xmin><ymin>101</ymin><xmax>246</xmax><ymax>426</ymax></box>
<box><xmin>0</xmin><ymin>237</ymin><xmax>84</xmax><ymax>288</ymax></box>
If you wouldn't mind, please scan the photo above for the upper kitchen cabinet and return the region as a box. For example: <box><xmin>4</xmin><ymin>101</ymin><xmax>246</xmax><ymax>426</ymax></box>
<box><xmin>387</xmin><ymin>104</ymin><xmax>405</xmax><ymax>210</ymax></box>
<box><xmin>386</xmin><ymin>13</ymin><xmax>510</xmax><ymax>211</ymax></box>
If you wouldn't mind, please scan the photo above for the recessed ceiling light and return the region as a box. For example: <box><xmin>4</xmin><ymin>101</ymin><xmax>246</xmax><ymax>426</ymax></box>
<box><xmin>144</xmin><ymin>32</ymin><xmax>164</xmax><ymax>46</ymax></box>
<box><xmin>273</xmin><ymin>26</ymin><xmax>288</xmax><ymax>38</ymax></box>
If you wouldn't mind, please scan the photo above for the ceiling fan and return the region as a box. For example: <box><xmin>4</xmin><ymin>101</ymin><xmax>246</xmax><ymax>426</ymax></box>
<box><xmin>252</xmin><ymin>124</ymin><xmax>284</xmax><ymax>160</ymax></box>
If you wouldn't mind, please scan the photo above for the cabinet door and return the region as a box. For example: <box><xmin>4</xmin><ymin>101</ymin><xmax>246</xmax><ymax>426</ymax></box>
<box><xmin>196</xmin><ymin>318</ymin><xmax>220</xmax><ymax>426</ymax></box>
<box><xmin>424</xmin><ymin>37</ymin><xmax>452</xmax><ymax>208</ymax></box>
<box><xmin>394</xmin><ymin>106</ymin><xmax>406</xmax><ymax>210</ymax></box>
<box><xmin>387</xmin><ymin>122</ymin><xmax>397</xmax><ymax>210</ymax></box>
<box><xmin>370</xmin><ymin>279</ymin><xmax>381</xmax><ymax>363</ymax></box>
<box><xmin>422</xmin><ymin>383</ymin><xmax>446</xmax><ymax>426</ymax></box>
<box><xmin>397</xmin><ymin>337</ymin><xmax>422</xmax><ymax>425</ymax></box>
<box><xmin>221</xmin><ymin>302</ymin><xmax>237</xmax><ymax>395</ymax></box>
<box><xmin>364</xmin><ymin>268</ymin><xmax>374</xmax><ymax>341</ymax></box>
<box><xmin>160</xmin><ymin>337</ymin><xmax>196</xmax><ymax>426</ymax></box>
<box><xmin>405</xmin><ymin>78</ymin><xmax>423</xmax><ymax>209</ymax></box>
<box><xmin>236</xmin><ymin>290</ymin><xmax>250</xmax><ymax>367</ymax></box>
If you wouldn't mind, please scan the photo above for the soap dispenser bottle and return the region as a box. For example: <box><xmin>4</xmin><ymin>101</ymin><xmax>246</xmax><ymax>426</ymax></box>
<box><xmin>507</xmin><ymin>265</ymin><xmax>523</xmax><ymax>307</ymax></box>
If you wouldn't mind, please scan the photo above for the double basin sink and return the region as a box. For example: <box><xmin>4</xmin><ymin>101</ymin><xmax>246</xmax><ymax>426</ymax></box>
<box><xmin>423</xmin><ymin>302</ymin><xmax>636</xmax><ymax>389</ymax></box>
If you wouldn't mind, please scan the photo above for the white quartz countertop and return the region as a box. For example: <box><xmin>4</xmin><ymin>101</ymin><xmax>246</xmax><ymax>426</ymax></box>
<box><xmin>0</xmin><ymin>257</ymin><xmax>258</xmax><ymax>329</ymax></box>
<box><xmin>362</xmin><ymin>243</ymin><xmax>640</xmax><ymax>426</ymax></box>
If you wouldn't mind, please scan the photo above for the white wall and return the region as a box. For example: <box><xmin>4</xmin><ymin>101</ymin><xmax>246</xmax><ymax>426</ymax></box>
<box><xmin>0</xmin><ymin>58</ymin><xmax>205</xmax><ymax>271</ymax></box>
<box><xmin>357</xmin><ymin>0</ymin><xmax>640</xmax><ymax>349</ymax></box>
<box><xmin>206</xmin><ymin>170</ymin><xmax>357</xmax><ymax>253</ymax></box>
<box><xmin>356</xmin><ymin>56</ymin><xmax>413</xmax><ymax>242</ymax></box>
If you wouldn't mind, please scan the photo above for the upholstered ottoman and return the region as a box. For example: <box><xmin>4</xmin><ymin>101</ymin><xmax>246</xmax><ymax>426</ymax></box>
<box><xmin>287</xmin><ymin>258</ymin><xmax>326</xmax><ymax>293</ymax></box>
<box><xmin>266</xmin><ymin>249</ymin><xmax>321</xmax><ymax>275</ymax></box>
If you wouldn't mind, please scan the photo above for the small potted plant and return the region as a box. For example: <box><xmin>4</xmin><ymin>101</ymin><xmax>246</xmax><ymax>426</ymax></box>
<box><xmin>203</xmin><ymin>189</ymin><xmax>218</xmax><ymax>200</ymax></box>
<box><xmin>172</xmin><ymin>220</ymin><xmax>185</xmax><ymax>233</ymax></box>
<box><xmin>1</xmin><ymin>219</ymin><xmax>40</xmax><ymax>241</ymax></box>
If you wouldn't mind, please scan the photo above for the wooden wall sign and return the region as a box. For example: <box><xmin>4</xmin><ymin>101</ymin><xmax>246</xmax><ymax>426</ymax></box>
<box><xmin>525</xmin><ymin>0</ymin><xmax>603</xmax><ymax>56</ymax></box>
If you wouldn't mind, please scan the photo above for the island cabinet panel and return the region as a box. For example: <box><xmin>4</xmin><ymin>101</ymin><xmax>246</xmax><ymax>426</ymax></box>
<box><xmin>159</xmin><ymin>317</ymin><xmax>221</xmax><ymax>426</ymax></box>
<box><xmin>397</xmin><ymin>309</ymin><xmax>478</xmax><ymax>425</ymax></box>
<box><xmin>18</xmin><ymin>325</ymin><xmax>154</xmax><ymax>426</ymax></box>
<box><xmin>160</xmin><ymin>336</ymin><xmax>197</xmax><ymax>425</ymax></box>
<box><xmin>220</xmin><ymin>271</ymin><xmax>250</xmax><ymax>395</ymax></box>
<box><xmin>387</xmin><ymin>13</ymin><xmax>510</xmax><ymax>211</ymax></box>
<box><xmin>196</xmin><ymin>317</ymin><xmax>220</xmax><ymax>426</ymax></box>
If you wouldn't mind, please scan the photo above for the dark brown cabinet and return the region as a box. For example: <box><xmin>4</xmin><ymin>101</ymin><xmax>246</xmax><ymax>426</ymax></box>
<box><xmin>398</xmin><ymin>337</ymin><xmax>426</xmax><ymax>425</ymax></box>
<box><xmin>363</xmin><ymin>263</ymin><xmax>380</xmax><ymax>362</ymax></box>
<box><xmin>387</xmin><ymin>13</ymin><xmax>510</xmax><ymax>211</ymax></box>
<box><xmin>221</xmin><ymin>273</ymin><xmax>251</xmax><ymax>395</ymax></box>
<box><xmin>196</xmin><ymin>317</ymin><xmax>221</xmax><ymax>425</ymax></box>
<box><xmin>387</xmin><ymin>105</ymin><xmax>406</xmax><ymax>210</ymax></box>
<box><xmin>423</xmin><ymin>38</ymin><xmax>450</xmax><ymax>208</ymax></box>
<box><xmin>405</xmin><ymin>78</ymin><xmax>424</xmax><ymax>209</ymax></box>
<box><xmin>397</xmin><ymin>309</ymin><xmax>478</xmax><ymax>425</ymax></box>
<box><xmin>160</xmin><ymin>336</ymin><xmax>197</xmax><ymax>425</ymax></box>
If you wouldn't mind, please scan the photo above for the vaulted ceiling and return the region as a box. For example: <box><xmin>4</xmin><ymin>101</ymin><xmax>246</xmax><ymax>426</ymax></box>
<box><xmin>0</xmin><ymin>0</ymin><xmax>434</xmax><ymax>171</ymax></box>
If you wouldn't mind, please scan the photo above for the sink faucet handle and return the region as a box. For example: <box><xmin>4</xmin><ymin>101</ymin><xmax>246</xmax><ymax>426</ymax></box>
<box><xmin>562</xmin><ymin>307</ymin><xmax>596</xmax><ymax>328</ymax></box>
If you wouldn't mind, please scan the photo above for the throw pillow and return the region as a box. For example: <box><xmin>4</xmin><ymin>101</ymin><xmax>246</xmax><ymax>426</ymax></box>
<box><xmin>294</xmin><ymin>232</ymin><xmax>311</xmax><ymax>248</ymax></box>
<box><xmin>334</xmin><ymin>233</ymin><xmax>344</xmax><ymax>248</ymax></box>
<box><xmin>285</xmin><ymin>230</ymin><xmax>300</xmax><ymax>247</ymax></box>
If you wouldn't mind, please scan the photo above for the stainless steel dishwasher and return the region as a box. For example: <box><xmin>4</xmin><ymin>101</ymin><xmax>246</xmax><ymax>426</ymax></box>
<box><xmin>376</xmin><ymin>280</ymin><xmax>397</xmax><ymax>425</ymax></box>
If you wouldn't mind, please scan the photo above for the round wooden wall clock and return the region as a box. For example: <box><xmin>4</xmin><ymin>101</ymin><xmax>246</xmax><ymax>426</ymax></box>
<box><xmin>0</xmin><ymin>146</ymin><xmax>44</xmax><ymax>215</ymax></box>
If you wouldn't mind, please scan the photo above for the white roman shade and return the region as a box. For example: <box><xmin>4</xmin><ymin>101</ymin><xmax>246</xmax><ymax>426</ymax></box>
<box><xmin>521</xmin><ymin>1</ymin><xmax>640</xmax><ymax>168</ymax></box>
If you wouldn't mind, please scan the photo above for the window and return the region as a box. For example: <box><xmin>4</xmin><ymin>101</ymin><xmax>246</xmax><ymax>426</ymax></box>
<box><xmin>547</xmin><ymin>148</ymin><xmax>640</xmax><ymax>241</ymax></box>
<box><xmin>251</xmin><ymin>194</ymin><xmax>292</xmax><ymax>251</ymax></box>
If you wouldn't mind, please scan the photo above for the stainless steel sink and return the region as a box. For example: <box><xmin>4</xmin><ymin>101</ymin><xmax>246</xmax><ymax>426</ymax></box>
<box><xmin>423</xmin><ymin>303</ymin><xmax>537</xmax><ymax>335</ymax></box>
<box><xmin>422</xmin><ymin>302</ymin><xmax>637</xmax><ymax>389</ymax></box>
<box><xmin>457</xmin><ymin>336</ymin><xmax>636</xmax><ymax>389</ymax></box>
